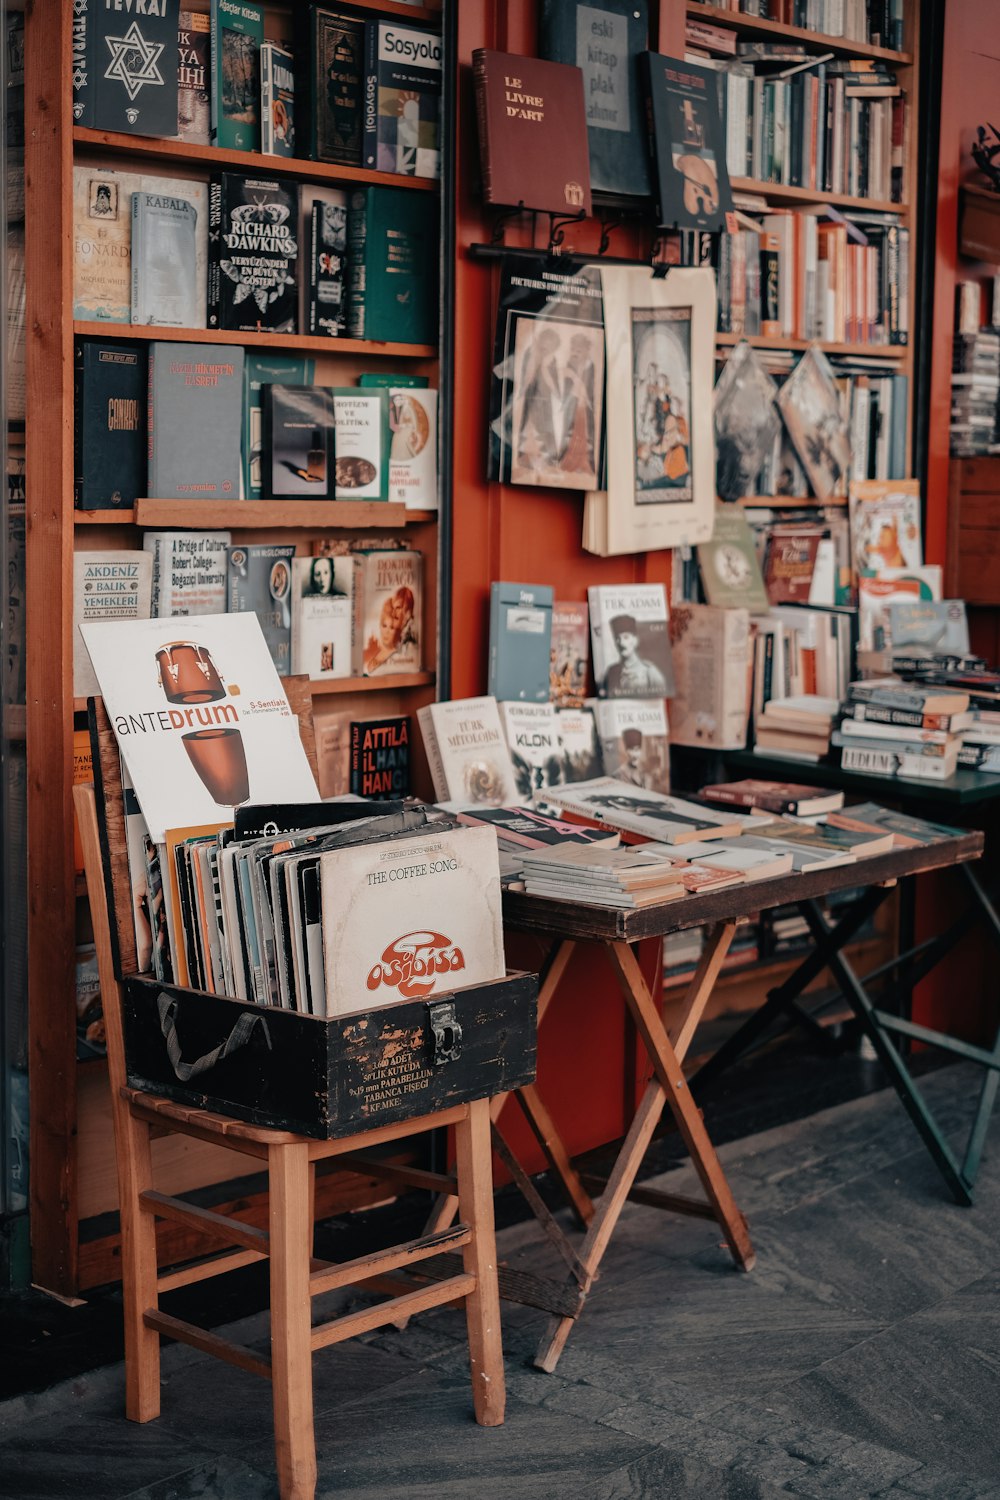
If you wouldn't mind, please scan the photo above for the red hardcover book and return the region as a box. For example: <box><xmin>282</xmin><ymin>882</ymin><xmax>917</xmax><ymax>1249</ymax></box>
<box><xmin>472</xmin><ymin>49</ymin><xmax>592</xmax><ymax>216</ymax></box>
<box><xmin>764</xmin><ymin>529</ymin><xmax>822</xmax><ymax>605</ymax></box>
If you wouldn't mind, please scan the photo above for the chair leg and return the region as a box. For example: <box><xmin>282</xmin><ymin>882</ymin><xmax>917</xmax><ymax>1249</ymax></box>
<box><xmin>119</xmin><ymin>1107</ymin><xmax>161</xmax><ymax>1423</ymax></box>
<box><xmin>270</xmin><ymin>1142</ymin><xmax>317</xmax><ymax>1500</ymax></box>
<box><xmin>454</xmin><ymin>1097</ymin><xmax>505</xmax><ymax>1427</ymax></box>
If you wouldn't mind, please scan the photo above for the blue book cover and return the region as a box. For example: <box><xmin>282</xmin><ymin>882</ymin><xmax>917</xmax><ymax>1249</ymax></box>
<box><xmin>488</xmin><ymin>581</ymin><xmax>554</xmax><ymax>703</ymax></box>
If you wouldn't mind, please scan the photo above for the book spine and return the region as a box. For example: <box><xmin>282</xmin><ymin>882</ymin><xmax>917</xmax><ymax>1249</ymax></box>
<box><xmin>416</xmin><ymin>703</ymin><xmax>448</xmax><ymax>801</ymax></box>
<box><xmin>472</xmin><ymin>50</ymin><xmax>493</xmax><ymax>203</ymax></box>
<box><xmin>207</xmin><ymin>177</ymin><xmax>223</xmax><ymax>329</ymax></box>
<box><xmin>363</xmin><ymin>21</ymin><xmax>379</xmax><ymax>171</ymax></box>
<box><xmin>73</xmin><ymin>345</ymin><xmax>84</xmax><ymax>506</ymax></box>
<box><xmin>346</xmin><ymin>189</ymin><xmax>368</xmax><ymax>340</ymax></box>
<box><xmin>72</xmin><ymin>0</ymin><xmax>94</xmax><ymax>127</ymax></box>
<box><xmin>130</xmin><ymin>196</ymin><xmax>143</xmax><ymax>325</ymax></box>
<box><xmin>209</xmin><ymin>0</ymin><xmax>219</xmax><ymax>143</ymax></box>
<box><xmin>147</xmin><ymin>345</ymin><xmax>158</xmax><ymax>499</ymax></box>
<box><xmin>261</xmin><ymin>43</ymin><xmax>273</xmax><ymax>155</ymax></box>
<box><xmin>308</xmin><ymin>202</ymin><xmax>319</xmax><ymax>336</ymax></box>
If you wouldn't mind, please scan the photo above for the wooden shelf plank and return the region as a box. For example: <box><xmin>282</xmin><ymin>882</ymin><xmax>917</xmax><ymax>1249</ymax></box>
<box><xmin>134</xmin><ymin>499</ymin><xmax>414</xmax><ymax>529</ymax></box>
<box><xmin>732</xmin><ymin>177</ymin><xmax>906</xmax><ymax>215</ymax></box>
<box><xmin>73</xmin><ymin>127</ymin><xmax>440</xmax><ymax>193</ymax></box>
<box><xmin>307</xmin><ymin>671</ymin><xmax>435</xmax><ymax>696</ymax></box>
<box><xmin>75</xmin><ymin>510</ymin><xmax>136</xmax><ymax>525</ymax></box>
<box><xmin>685</xmin><ymin>1</ymin><xmax>912</xmax><ymax>63</ymax></box>
<box><xmin>737</xmin><ymin>495</ymin><xmax>848</xmax><ymax>508</ymax></box>
<box><xmin>73</xmin><ymin>322</ymin><xmax>436</xmax><ymax>359</ymax></box>
<box><xmin>716</xmin><ymin>333</ymin><xmax>908</xmax><ymax>359</ymax></box>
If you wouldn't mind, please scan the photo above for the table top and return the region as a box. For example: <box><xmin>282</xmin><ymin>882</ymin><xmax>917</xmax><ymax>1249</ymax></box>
<box><xmin>502</xmin><ymin>829</ymin><xmax>983</xmax><ymax>943</ymax></box>
<box><xmin>724</xmin><ymin>751</ymin><xmax>1000</xmax><ymax>809</ymax></box>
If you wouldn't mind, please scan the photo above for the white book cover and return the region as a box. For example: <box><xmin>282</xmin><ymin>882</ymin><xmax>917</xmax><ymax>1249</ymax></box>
<box><xmin>858</xmin><ymin>567</ymin><xmax>942</xmax><ymax>652</ymax></box>
<box><xmin>80</xmin><ymin>613</ymin><xmax>320</xmax><ymax>842</ymax></box>
<box><xmin>499</xmin><ymin>701</ymin><xmax>566</xmax><ymax>800</ymax></box>
<box><xmin>388</xmin><ymin>388</ymin><xmax>438</xmax><ymax>509</ymax></box>
<box><xmin>290</xmin><ymin>555</ymin><xmax>352</xmax><ymax>680</ymax></box>
<box><xmin>424</xmin><ymin>696</ymin><xmax>518</xmax><ymax>807</ymax></box>
<box><xmin>538</xmin><ymin>777</ymin><xmax>744</xmax><ymax>844</ymax></box>
<box><xmin>73</xmin><ymin>551</ymin><xmax>153</xmax><ymax>698</ymax></box>
<box><xmin>141</xmin><ymin>172</ymin><xmax>208</xmax><ymax>327</ymax></box>
<box><xmin>592</xmin><ymin>698</ymin><xmax>670</xmax><ymax>792</ymax></box>
<box><xmin>664</xmin><ymin>841</ymin><xmax>794</xmax><ymax>879</ymax></box>
<box><xmin>143</xmin><ymin>530</ymin><xmax>231</xmax><ymax>616</ymax></box>
<box><xmin>588</xmin><ymin>583</ymin><xmax>675</xmax><ymax>698</ymax></box>
<box><xmin>333</xmin><ymin>390</ymin><xmax>386</xmax><ymax>500</ymax></box>
<box><xmin>319</xmin><ymin>824</ymin><xmax>504</xmax><ymax>1017</ymax></box>
<box><xmin>556</xmin><ymin>706</ymin><xmax>603</xmax><ymax>783</ymax></box>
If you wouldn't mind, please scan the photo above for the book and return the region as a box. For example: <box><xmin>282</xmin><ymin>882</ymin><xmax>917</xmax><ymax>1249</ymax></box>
<box><xmin>74</xmin><ymin>340</ymin><xmax>147</xmax><ymax>510</ymax></box>
<box><xmin>659</xmin><ymin>840</ymin><xmax>794</xmax><ymax>881</ymax></box>
<box><xmin>76</xmin><ymin>944</ymin><xmax>104</xmax><ymax>1060</ymax></box>
<box><xmin>73</xmin><ymin>551</ymin><xmax>153</xmax><ymax>698</ymax></box>
<box><xmin>537</xmin><ymin>0</ymin><xmax>650</xmax><ymax>197</ymax></box>
<box><xmin>669</xmin><ymin>604</ymin><xmax>752</xmax><ymax>751</ymax></box>
<box><xmin>550</xmin><ymin>601</ymin><xmax>590</xmax><ymax>708</ymax></box>
<box><xmin>825</xmin><ymin>801</ymin><xmax>962</xmax><ymax>849</ymax></box>
<box><xmin>697</xmin><ymin>508</ymin><xmax>769</xmax><ymax>613</ymax></box>
<box><xmin>144</xmin><ymin>530</ymin><xmax>232</xmax><ymax>617</ymax></box>
<box><xmin>699</xmin><ymin>779</ymin><xmax>845</xmax><ymax>816</ymax></box>
<box><xmin>314</xmin><ymin>713</ymin><xmax>351</xmax><ymax>798</ymax></box>
<box><xmin>147</xmin><ymin>341</ymin><xmax>244</xmax><ymax>500</ymax></box>
<box><xmin>640</xmin><ymin>52</ymin><xmax>733</xmax><ymax>232</ymax></box>
<box><xmin>557</xmin><ymin>706</ymin><xmax>603</xmax><ymax>783</ymax></box>
<box><xmin>388</xmin><ymin>388</ymin><xmax>437</xmax><ymax>509</ymax></box>
<box><xmin>73</xmin><ymin>165</ymin><xmax>139</xmax><ymax>322</ymax></box>
<box><xmin>457</xmin><ymin>805</ymin><xmax>619</xmax><ymax>851</ymax></box>
<box><xmin>210</xmin><ymin>0</ymin><xmax>263</xmax><ymax>150</ymax></box>
<box><xmin>130</xmin><ymin>191</ymin><xmax>199</xmax><ymax>328</ymax></box>
<box><xmin>226</xmin><ymin>543</ymin><xmax>295</xmax><ymax>674</ymax></box>
<box><xmin>352</xmin><ymin>548</ymin><xmax>422</xmax><ymax>677</ymax></box>
<box><xmin>417</xmin><ymin>696</ymin><xmax>518</xmax><ymax>807</ymax></box>
<box><xmin>777</xmin><ymin>348</ymin><xmax>852</xmax><ymax>502</ymax></box>
<box><xmin>80</xmin><ymin>613</ymin><xmax>320</xmax><ymax>844</ymax></box>
<box><xmin>848</xmin><ymin>479</ymin><xmax>923</xmax><ymax>577</ymax></box>
<box><xmin>763</xmin><ymin>529</ymin><xmax>823</xmax><ymax>604</ymax></box>
<box><xmin>290</xmin><ymin>553</ymin><xmax>353</xmax><ymax>680</ymax></box>
<box><xmin>346</xmin><ymin>186</ymin><xmax>437</xmax><ymax>345</ymax></box>
<box><xmin>332</xmin><ymin>388</ymin><xmax>388</xmax><ymax>499</ymax></box>
<box><xmin>363</xmin><ymin>20</ymin><xmax>442</xmax><ymax>178</ymax></box>
<box><xmin>489</xmin><ymin>581</ymin><xmax>554</xmax><ymax>703</ymax></box>
<box><xmin>472</xmin><ymin>49</ymin><xmax>592</xmax><ymax>216</ymax></box>
<box><xmin>538</xmin><ymin>778</ymin><xmax>745</xmax><ymax>844</ymax></box>
<box><xmin>208</xmin><ymin>173</ymin><xmax>299</xmax><ymax>334</ymax></box>
<box><xmin>840</xmin><ymin>700</ymin><xmax>971</xmax><ymax>733</ymax></box>
<box><xmin>241</xmin><ymin>353</ymin><xmax>315</xmax><ymax>501</ymax></box>
<box><xmin>728</xmin><ymin>832</ymin><xmax>856</xmax><ymax>873</ymax></box>
<box><xmin>838</xmin><ymin>743</ymin><xmax>959</xmax><ymax>781</ymax></box>
<box><xmin>888</xmin><ymin>600</ymin><xmax>970</xmax><ymax>659</ymax></box>
<box><xmin>592</xmin><ymin>699</ymin><xmax>670</xmax><ymax>793</ymax></box>
<box><xmin>846</xmin><ymin>678</ymin><xmax>970</xmax><ymax>716</ymax></box>
<box><xmin>264</xmin><ymin>384</ymin><xmax>335</xmax><ymax>498</ymax></box>
<box><xmin>260</xmin><ymin>42</ymin><xmax>295</xmax><ymax>157</ymax></box>
<box><xmin>177</xmin><ymin>10</ymin><xmax>211</xmax><ymax>144</ymax></box>
<box><xmin>588</xmin><ymin>583</ymin><xmax>674</xmax><ymax>699</ymax></box>
<box><xmin>319</xmin><ymin>824</ymin><xmax>504</xmax><ymax>1017</ymax></box>
<box><xmin>72</xmin><ymin>3</ymin><xmax>93</xmax><ymax>126</ymax></box>
<box><xmin>300</xmin><ymin>7</ymin><xmax>365</xmax><ymax>166</ymax></box>
<box><xmin>858</xmin><ymin>568</ymin><xmax>942</xmax><ymax>652</ymax></box>
<box><xmin>499</xmin><ymin>701</ymin><xmax>566</xmax><ymax>800</ymax></box>
<box><xmin>86</xmin><ymin>0</ymin><xmax>180</xmax><ymax>137</ymax></box>
<box><xmin>308</xmin><ymin>194</ymin><xmax>348</xmax><ymax>337</ymax></box>
<box><xmin>350</xmin><ymin>715</ymin><xmax>410</xmax><ymax>799</ymax></box>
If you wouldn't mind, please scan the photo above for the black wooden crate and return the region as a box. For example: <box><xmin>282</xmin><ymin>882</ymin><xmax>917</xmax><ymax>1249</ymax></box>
<box><xmin>121</xmin><ymin>971</ymin><xmax>538</xmax><ymax>1139</ymax></box>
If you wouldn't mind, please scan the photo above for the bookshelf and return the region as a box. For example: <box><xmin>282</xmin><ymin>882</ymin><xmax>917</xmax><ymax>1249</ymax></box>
<box><xmin>24</xmin><ymin>2</ymin><xmax>447</xmax><ymax>1294</ymax></box>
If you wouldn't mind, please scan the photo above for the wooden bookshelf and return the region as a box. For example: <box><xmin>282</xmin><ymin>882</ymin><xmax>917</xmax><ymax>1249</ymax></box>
<box><xmin>685</xmin><ymin>1</ymin><xmax>913</xmax><ymax>64</ymax></box>
<box><xmin>75</xmin><ymin>503</ymin><xmax>437</xmax><ymax>527</ymax></box>
<box><xmin>731</xmin><ymin>178</ymin><xmax>907</xmax><ymax>217</ymax></box>
<box><xmin>73</xmin><ymin>322</ymin><xmax>436</xmax><ymax>360</ymax></box>
<box><xmin>72</xmin><ymin>672</ymin><xmax>436</xmax><ymax>712</ymax></box>
<box><xmin>715</xmin><ymin>333</ymin><xmax>909</xmax><ymax>359</ymax></box>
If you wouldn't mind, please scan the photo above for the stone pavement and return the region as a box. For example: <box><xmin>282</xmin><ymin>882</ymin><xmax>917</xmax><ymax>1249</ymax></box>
<box><xmin>3</xmin><ymin>1062</ymin><xmax>999</xmax><ymax>1499</ymax></box>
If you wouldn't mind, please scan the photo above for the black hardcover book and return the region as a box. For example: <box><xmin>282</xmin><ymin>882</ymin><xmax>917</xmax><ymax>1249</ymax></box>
<box><xmin>264</xmin><ymin>384</ymin><xmax>335</xmax><ymax>497</ymax></box>
<box><xmin>350</xmin><ymin>716</ymin><xmax>411</xmax><ymax>800</ymax></box>
<box><xmin>208</xmin><ymin>173</ymin><xmax>299</xmax><ymax>333</ymax></box>
<box><xmin>537</xmin><ymin>0</ymin><xmax>651</xmax><ymax>197</ymax></box>
<box><xmin>308</xmin><ymin>197</ymin><xmax>347</xmax><ymax>337</ymax></box>
<box><xmin>74</xmin><ymin>339</ymin><xmax>147</xmax><ymax>509</ymax></box>
<box><xmin>85</xmin><ymin>0</ymin><xmax>180</xmax><ymax>137</ymax></box>
<box><xmin>640</xmin><ymin>53</ymin><xmax>733</xmax><ymax>232</ymax></box>
<box><xmin>296</xmin><ymin>6</ymin><xmax>365</xmax><ymax>165</ymax></box>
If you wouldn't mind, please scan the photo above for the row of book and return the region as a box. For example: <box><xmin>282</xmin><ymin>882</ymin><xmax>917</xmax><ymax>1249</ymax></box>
<box><xmin>73</xmin><ymin>3</ymin><xmax>440</xmax><ymax>178</ymax></box>
<box><xmin>950</xmin><ymin>328</ymin><xmax>1000</xmax><ymax>459</ymax></box>
<box><xmin>73</xmin><ymin>540</ymin><xmax>423</xmax><ymax>693</ymax></box>
<box><xmin>74</xmin><ymin>165</ymin><xmax>436</xmax><ymax>344</ymax></box>
<box><xmin>697</xmin><ymin>0</ymin><xmax>905</xmax><ymax>49</ymax></box>
<box><xmin>75</xmin><ymin>338</ymin><xmax>438</xmax><ymax>510</ymax></box>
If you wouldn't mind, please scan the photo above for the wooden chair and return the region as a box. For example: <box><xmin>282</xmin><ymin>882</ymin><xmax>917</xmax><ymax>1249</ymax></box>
<box><xmin>75</xmin><ymin>776</ymin><xmax>509</xmax><ymax>1500</ymax></box>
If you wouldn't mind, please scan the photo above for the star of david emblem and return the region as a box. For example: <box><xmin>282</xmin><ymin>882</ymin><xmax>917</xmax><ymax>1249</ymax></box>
<box><xmin>103</xmin><ymin>21</ymin><xmax>165</xmax><ymax>103</ymax></box>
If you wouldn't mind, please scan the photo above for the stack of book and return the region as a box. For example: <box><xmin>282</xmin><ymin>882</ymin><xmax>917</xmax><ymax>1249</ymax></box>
<box><xmin>753</xmin><ymin>693</ymin><xmax>839</xmax><ymax>761</ymax></box>
<box><xmin>950</xmin><ymin>330</ymin><xmax>1000</xmax><ymax>458</ymax></box>
<box><xmin>519</xmin><ymin>845</ymin><xmax>693</xmax><ymax>909</ymax></box>
<box><xmin>831</xmin><ymin>677</ymin><xmax>972</xmax><ymax>781</ymax></box>
<box><xmin>456</xmin><ymin>805</ymin><xmax>619</xmax><ymax>885</ymax></box>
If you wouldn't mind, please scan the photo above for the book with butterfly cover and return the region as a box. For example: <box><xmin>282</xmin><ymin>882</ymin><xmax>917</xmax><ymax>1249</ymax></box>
<box><xmin>208</xmin><ymin>173</ymin><xmax>299</xmax><ymax>333</ymax></box>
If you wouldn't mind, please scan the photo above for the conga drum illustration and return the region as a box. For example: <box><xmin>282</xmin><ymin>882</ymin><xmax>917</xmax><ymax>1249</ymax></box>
<box><xmin>155</xmin><ymin>641</ymin><xmax>226</xmax><ymax>705</ymax></box>
<box><xmin>182</xmin><ymin>726</ymin><xmax>250</xmax><ymax>807</ymax></box>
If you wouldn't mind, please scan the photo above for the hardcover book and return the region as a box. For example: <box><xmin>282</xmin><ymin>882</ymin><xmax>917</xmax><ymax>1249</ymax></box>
<box><xmin>592</xmin><ymin>698</ymin><xmax>670</xmax><ymax>793</ymax></box>
<box><xmin>537</xmin><ymin>0</ymin><xmax>650</xmax><ymax>197</ymax></box>
<box><xmin>308</xmin><ymin>193</ymin><xmax>348</xmax><ymax>337</ymax></box>
<box><xmin>332</xmin><ymin>388</ymin><xmax>388</xmax><ymax>500</ymax></box>
<box><xmin>79</xmin><ymin>613</ymin><xmax>320</xmax><ymax>843</ymax></box>
<box><xmin>143</xmin><ymin>531</ymin><xmax>232</xmax><ymax>617</ymax></box>
<box><xmin>131</xmin><ymin>192</ymin><xmax>199</xmax><ymax>328</ymax></box>
<box><xmin>260</xmin><ymin>42</ymin><xmax>295</xmax><ymax>156</ymax></box>
<box><xmin>388</xmin><ymin>387</ymin><xmax>437</xmax><ymax>509</ymax></box>
<box><xmin>73</xmin><ymin>165</ymin><xmax>140</xmax><ymax>322</ymax></box>
<box><xmin>226</xmin><ymin>543</ymin><xmax>295</xmax><ymax>674</ymax></box>
<box><xmin>177</xmin><ymin>10</ymin><xmax>210</xmax><ymax>144</ymax></box>
<box><xmin>417</xmin><ymin>696</ymin><xmax>518</xmax><ymax>807</ymax></box>
<box><xmin>147</xmin><ymin>341</ymin><xmax>244</xmax><ymax>500</ymax></box>
<box><xmin>669</xmin><ymin>604</ymin><xmax>752</xmax><ymax>751</ymax></box>
<box><xmin>353</xmin><ymin>548</ymin><xmax>422</xmax><ymax>677</ymax></box>
<box><xmin>210</xmin><ymin>0</ymin><xmax>263</xmax><ymax>150</ymax></box>
<box><xmin>499</xmin><ymin>701</ymin><xmax>566</xmax><ymax>800</ymax></box>
<box><xmin>363</xmin><ymin>20</ymin><xmax>442</xmax><ymax>178</ymax></box>
<box><xmin>588</xmin><ymin>583</ymin><xmax>674</xmax><ymax>699</ymax></box>
<box><xmin>72</xmin><ymin>3</ymin><xmax>93</xmax><ymax>125</ymax></box>
<box><xmin>73</xmin><ymin>551</ymin><xmax>153</xmax><ymax>698</ymax></box>
<box><xmin>299</xmin><ymin>185</ymin><xmax>347</xmax><ymax>335</ymax></box>
<box><xmin>300</xmin><ymin>7</ymin><xmax>365</xmax><ymax>166</ymax></box>
<box><xmin>697</xmin><ymin>507</ymin><xmax>769</xmax><ymax>613</ymax></box>
<box><xmin>208</xmin><ymin>174</ymin><xmax>299</xmax><ymax>334</ymax></box>
<box><xmin>550</xmin><ymin>600</ymin><xmax>590</xmax><ymax>708</ymax></box>
<box><xmin>489</xmin><ymin>581</ymin><xmax>554</xmax><ymax>704</ymax></box>
<box><xmin>848</xmin><ymin>479</ymin><xmax>923</xmax><ymax>577</ymax></box>
<box><xmin>319</xmin><ymin>824</ymin><xmax>504</xmax><ymax>1017</ymax></box>
<box><xmin>640</xmin><ymin>52</ymin><xmax>732</xmax><ymax>231</ymax></box>
<box><xmin>557</xmin><ymin>705</ymin><xmax>603</xmax><ymax>783</ymax></box>
<box><xmin>350</xmin><ymin>715</ymin><xmax>411</xmax><ymax>799</ymax></box>
<box><xmin>290</xmin><ymin>554</ymin><xmax>353</xmax><ymax>680</ymax></box>
<box><xmin>264</xmin><ymin>384</ymin><xmax>335</xmax><ymax>498</ymax></box>
<box><xmin>242</xmin><ymin>353</ymin><xmax>315</xmax><ymax>501</ymax></box>
<box><xmin>472</xmin><ymin>49</ymin><xmax>592</xmax><ymax>216</ymax></box>
<box><xmin>86</xmin><ymin>0</ymin><xmax>180</xmax><ymax>137</ymax></box>
<box><xmin>763</xmin><ymin>529</ymin><xmax>823</xmax><ymax>604</ymax></box>
<box><xmin>346</xmin><ymin>186</ymin><xmax>437</xmax><ymax>345</ymax></box>
<box><xmin>74</xmin><ymin>340</ymin><xmax>147</xmax><ymax>510</ymax></box>
<box><xmin>699</xmin><ymin>780</ymin><xmax>845</xmax><ymax>816</ymax></box>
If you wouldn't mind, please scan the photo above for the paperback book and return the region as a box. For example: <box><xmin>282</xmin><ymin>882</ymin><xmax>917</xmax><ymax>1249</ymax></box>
<box><xmin>699</xmin><ymin>779</ymin><xmax>845</xmax><ymax>816</ymax></box>
<box><xmin>264</xmin><ymin>384</ymin><xmax>335</xmax><ymax>498</ymax></box>
<box><xmin>550</xmin><ymin>600</ymin><xmax>590</xmax><ymax>708</ymax></box>
<box><xmin>210</xmin><ymin>0</ymin><xmax>263</xmax><ymax>150</ymax></box>
<box><xmin>308</xmin><ymin>193</ymin><xmax>348</xmax><ymax>337</ymax></box>
<box><xmin>640</xmin><ymin>52</ymin><xmax>732</xmax><ymax>231</ymax></box>
<box><xmin>363</xmin><ymin>21</ymin><xmax>442</xmax><ymax>178</ymax></box>
<box><xmin>489</xmin><ymin>581</ymin><xmax>554</xmax><ymax>703</ymax></box>
<box><xmin>499</xmin><ymin>701</ymin><xmax>566</xmax><ymax>800</ymax></box>
<box><xmin>592</xmin><ymin>699</ymin><xmax>670</xmax><ymax>792</ymax></box>
<box><xmin>557</xmin><ymin>705</ymin><xmax>603</xmax><ymax>783</ymax></box>
<box><xmin>538</xmin><ymin>778</ymin><xmax>745</xmax><ymax>844</ymax></box>
<box><xmin>417</xmin><ymin>696</ymin><xmax>518</xmax><ymax>807</ymax></box>
<box><xmin>290</xmin><ymin>554</ymin><xmax>353</xmax><ymax>680</ymax></box>
<box><xmin>242</xmin><ymin>353</ymin><xmax>315</xmax><ymax>501</ymax></box>
<box><xmin>669</xmin><ymin>604</ymin><xmax>752</xmax><ymax>751</ymax></box>
<box><xmin>131</xmin><ymin>192</ymin><xmax>199</xmax><ymax>328</ymax></box>
<box><xmin>81</xmin><ymin>0</ymin><xmax>180</xmax><ymax>136</ymax></box>
<box><xmin>177</xmin><ymin>10</ymin><xmax>210</xmax><ymax>144</ymax></box>
<box><xmin>148</xmin><ymin>341</ymin><xmax>244</xmax><ymax>500</ymax></box>
<box><xmin>208</xmin><ymin>174</ymin><xmax>299</xmax><ymax>334</ymax></box>
<box><xmin>588</xmin><ymin>583</ymin><xmax>674</xmax><ymax>698</ymax></box>
<box><xmin>73</xmin><ymin>165</ymin><xmax>140</xmax><ymax>322</ymax></box>
<box><xmin>697</xmin><ymin>507</ymin><xmax>769</xmax><ymax>613</ymax></box>
<box><xmin>144</xmin><ymin>530</ymin><xmax>232</xmax><ymax>617</ymax></box>
<box><xmin>260</xmin><ymin>42</ymin><xmax>295</xmax><ymax>156</ymax></box>
<box><xmin>388</xmin><ymin>387</ymin><xmax>437</xmax><ymax>509</ymax></box>
<box><xmin>350</xmin><ymin>715</ymin><xmax>411</xmax><ymax>799</ymax></box>
<box><xmin>332</xmin><ymin>388</ymin><xmax>388</xmax><ymax>500</ymax></box>
<box><xmin>226</xmin><ymin>543</ymin><xmax>295</xmax><ymax>674</ymax></box>
<box><xmin>73</xmin><ymin>551</ymin><xmax>153</xmax><ymax>698</ymax></box>
<box><xmin>353</xmin><ymin>548</ymin><xmax>422</xmax><ymax>677</ymax></box>
<box><xmin>848</xmin><ymin>479</ymin><xmax>923</xmax><ymax>577</ymax></box>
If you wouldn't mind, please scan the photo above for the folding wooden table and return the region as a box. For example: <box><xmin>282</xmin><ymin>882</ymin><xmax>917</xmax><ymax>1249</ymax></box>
<box><xmin>429</xmin><ymin>829</ymin><xmax>984</xmax><ymax>1373</ymax></box>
